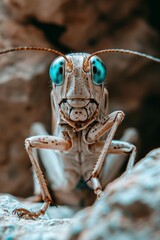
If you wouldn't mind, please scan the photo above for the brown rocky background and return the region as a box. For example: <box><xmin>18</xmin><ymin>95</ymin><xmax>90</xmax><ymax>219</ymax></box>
<box><xmin>0</xmin><ymin>0</ymin><xmax>159</xmax><ymax>200</ymax></box>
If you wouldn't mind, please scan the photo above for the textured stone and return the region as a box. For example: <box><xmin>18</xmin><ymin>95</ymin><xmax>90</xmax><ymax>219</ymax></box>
<box><xmin>66</xmin><ymin>148</ymin><xmax>160</xmax><ymax>240</ymax></box>
<box><xmin>4</xmin><ymin>0</ymin><xmax>142</xmax><ymax>49</ymax></box>
<box><xmin>0</xmin><ymin>194</ymin><xmax>73</xmax><ymax>240</ymax></box>
<box><xmin>98</xmin><ymin>18</ymin><xmax>160</xmax><ymax>111</ymax></box>
<box><xmin>0</xmin><ymin>3</ymin><xmax>54</xmax><ymax>196</ymax></box>
<box><xmin>4</xmin><ymin>0</ymin><xmax>141</xmax><ymax>25</ymax></box>
<box><xmin>4</xmin><ymin>0</ymin><xmax>69</xmax><ymax>24</ymax></box>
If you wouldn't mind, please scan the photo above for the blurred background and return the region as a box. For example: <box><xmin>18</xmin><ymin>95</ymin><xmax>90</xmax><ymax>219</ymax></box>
<box><xmin>0</xmin><ymin>0</ymin><xmax>159</xmax><ymax>198</ymax></box>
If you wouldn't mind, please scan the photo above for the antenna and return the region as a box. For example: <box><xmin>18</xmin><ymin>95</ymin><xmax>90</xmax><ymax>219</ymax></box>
<box><xmin>83</xmin><ymin>48</ymin><xmax>160</xmax><ymax>70</ymax></box>
<box><xmin>0</xmin><ymin>46</ymin><xmax>73</xmax><ymax>70</ymax></box>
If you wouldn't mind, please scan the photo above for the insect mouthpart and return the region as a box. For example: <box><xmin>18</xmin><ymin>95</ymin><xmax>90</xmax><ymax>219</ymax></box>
<box><xmin>59</xmin><ymin>99</ymin><xmax>98</xmax><ymax>122</ymax></box>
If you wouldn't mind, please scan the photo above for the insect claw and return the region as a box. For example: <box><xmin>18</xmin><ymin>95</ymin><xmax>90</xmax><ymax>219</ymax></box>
<box><xmin>54</xmin><ymin>202</ymin><xmax>58</xmax><ymax>208</ymax></box>
<box><xmin>13</xmin><ymin>208</ymin><xmax>39</xmax><ymax>220</ymax></box>
<box><xmin>48</xmin><ymin>196</ymin><xmax>58</xmax><ymax>208</ymax></box>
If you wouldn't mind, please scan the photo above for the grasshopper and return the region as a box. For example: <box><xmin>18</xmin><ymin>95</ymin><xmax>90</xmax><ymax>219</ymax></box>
<box><xmin>0</xmin><ymin>47</ymin><xmax>159</xmax><ymax>219</ymax></box>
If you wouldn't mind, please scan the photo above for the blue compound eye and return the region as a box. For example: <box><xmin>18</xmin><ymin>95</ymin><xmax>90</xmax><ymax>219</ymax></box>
<box><xmin>49</xmin><ymin>57</ymin><xmax>65</xmax><ymax>85</ymax></box>
<box><xmin>91</xmin><ymin>56</ymin><xmax>107</xmax><ymax>85</ymax></box>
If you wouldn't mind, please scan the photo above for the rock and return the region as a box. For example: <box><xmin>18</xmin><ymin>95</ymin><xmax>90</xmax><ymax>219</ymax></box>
<box><xmin>98</xmin><ymin>18</ymin><xmax>160</xmax><ymax>112</ymax></box>
<box><xmin>66</xmin><ymin>148</ymin><xmax>160</xmax><ymax>240</ymax></box>
<box><xmin>0</xmin><ymin>2</ymin><xmax>54</xmax><ymax>197</ymax></box>
<box><xmin>0</xmin><ymin>194</ymin><xmax>74</xmax><ymax>240</ymax></box>
<box><xmin>4</xmin><ymin>0</ymin><xmax>141</xmax><ymax>25</ymax></box>
<box><xmin>4</xmin><ymin>0</ymin><xmax>142</xmax><ymax>49</ymax></box>
<box><xmin>0</xmin><ymin>149</ymin><xmax>160</xmax><ymax>239</ymax></box>
<box><xmin>4</xmin><ymin>0</ymin><xmax>69</xmax><ymax>24</ymax></box>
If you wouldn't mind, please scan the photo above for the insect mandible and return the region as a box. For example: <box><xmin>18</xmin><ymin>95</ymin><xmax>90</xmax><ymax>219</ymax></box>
<box><xmin>0</xmin><ymin>47</ymin><xmax>160</xmax><ymax>219</ymax></box>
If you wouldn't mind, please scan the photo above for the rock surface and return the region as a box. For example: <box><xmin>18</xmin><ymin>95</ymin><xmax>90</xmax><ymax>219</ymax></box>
<box><xmin>0</xmin><ymin>148</ymin><xmax>160</xmax><ymax>239</ymax></box>
<box><xmin>66</xmin><ymin>148</ymin><xmax>160</xmax><ymax>240</ymax></box>
<box><xmin>0</xmin><ymin>2</ymin><xmax>53</xmax><ymax>196</ymax></box>
<box><xmin>0</xmin><ymin>195</ymin><xmax>73</xmax><ymax>240</ymax></box>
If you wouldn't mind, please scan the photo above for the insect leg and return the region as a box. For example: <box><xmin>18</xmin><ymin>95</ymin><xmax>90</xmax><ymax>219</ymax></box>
<box><xmin>88</xmin><ymin>140</ymin><xmax>136</xmax><ymax>198</ymax></box>
<box><xmin>90</xmin><ymin>128</ymin><xmax>138</xmax><ymax>186</ymax></box>
<box><xmin>30</xmin><ymin>123</ymin><xmax>70</xmax><ymax>197</ymax></box>
<box><xmin>13</xmin><ymin>133</ymin><xmax>71</xmax><ymax>219</ymax></box>
<box><xmin>86</xmin><ymin>111</ymin><xmax>124</xmax><ymax>181</ymax></box>
<box><xmin>108</xmin><ymin>140</ymin><xmax>137</xmax><ymax>172</ymax></box>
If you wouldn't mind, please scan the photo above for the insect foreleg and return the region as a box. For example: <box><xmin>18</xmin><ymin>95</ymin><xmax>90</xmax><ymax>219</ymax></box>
<box><xmin>86</xmin><ymin>111</ymin><xmax>124</xmax><ymax>180</ymax></box>
<box><xmin>86</xmin><ymin>111</ymin><xmax>124</xmax><ymax>143</ymax></box>
<box><xmin>30</xmin><ymin>123</ymin><xmax>69</xmax><ymax>199</ymax></box>
<box><xmin>13</xmin><ymin>134</ymin><xmax>71</xmax><ymax>219</ymax></box>
<box><xmin>85</xmin><ymin>111</ymin><xmax>137</xmax><ymax>198</ymax></box>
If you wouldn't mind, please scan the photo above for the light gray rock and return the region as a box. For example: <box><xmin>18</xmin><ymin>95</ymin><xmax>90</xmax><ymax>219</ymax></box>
<box><xmin>66</xmin><ymin>148</ymin><xmax>160</xmax><ymax>240</ymax></box>
<box><xmin>0</xmin><ymin>194</ymin><xmax>75</xmax><ymax>240</ymax></box>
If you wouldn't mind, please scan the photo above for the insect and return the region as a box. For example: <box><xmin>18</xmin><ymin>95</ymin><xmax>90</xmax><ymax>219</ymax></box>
<box><xmin>0</xmin><ymin>47</ymin><xmax>159</xmax><ymax>219</ymax></box>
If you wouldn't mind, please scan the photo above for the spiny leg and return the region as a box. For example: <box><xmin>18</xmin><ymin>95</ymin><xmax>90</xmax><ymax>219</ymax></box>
<box><xmin>29</xmin><ymin>123</ymin><xmax>68</xmax><ymax>202</ymax></box>
<box><xmin>13</xmin><ymin>133</ymin><xmax>71</xmax><ymax>219</ymax></box>
<box><xmin>86</xmin><ymin>111</ymin><xmax>125</xmax><ymax>181</ymax></box>
<box><xmin>84</xmin><ymin>111</ymin><xmax>124</xmax><ymax>197</ymax></box>
<box><xmin>28</xmin><ymin>123</ymin><xmax>85</xmax><ymax>207</ymax></box>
